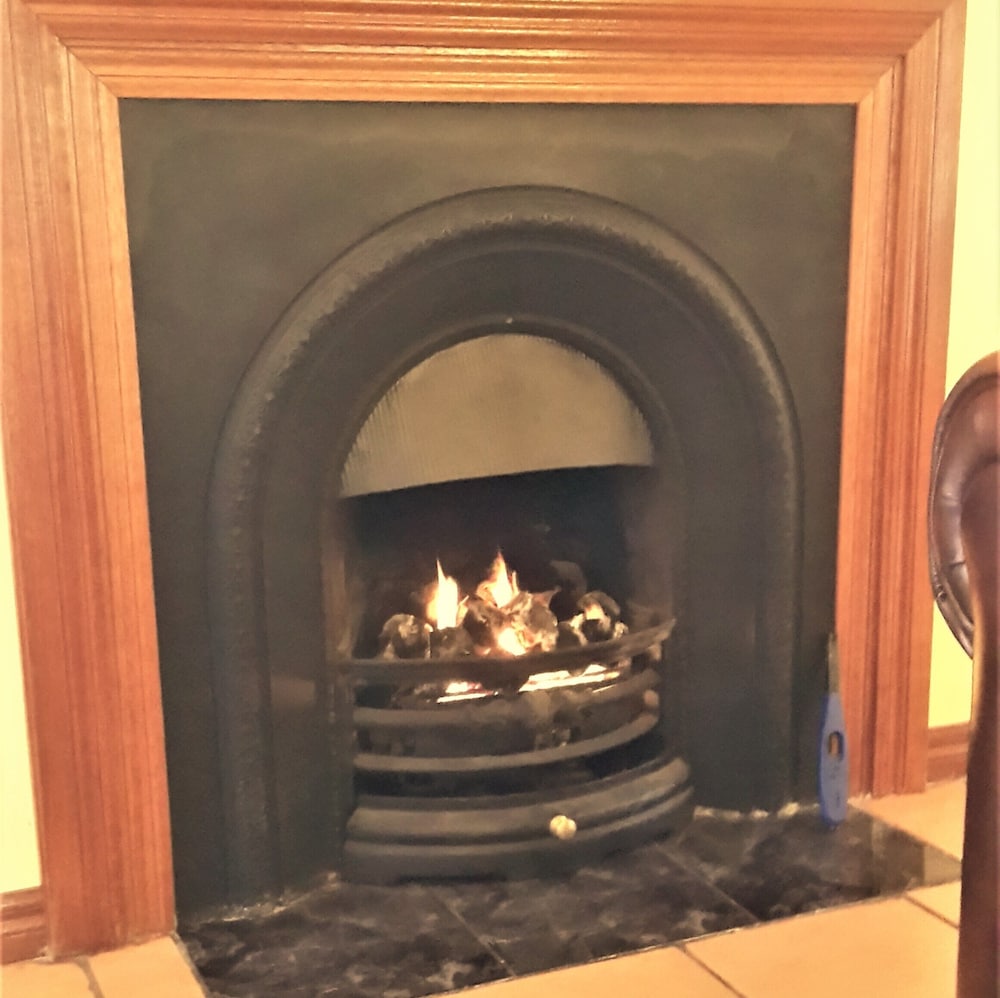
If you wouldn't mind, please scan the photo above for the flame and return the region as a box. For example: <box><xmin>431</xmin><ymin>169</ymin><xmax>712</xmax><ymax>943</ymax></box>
<box><xmin>495</xmin><ymin>626</ymin><xmax>526</xmax><ymax>657</ymax></box>
<box><xmin>440</xmin><ymin>680</ymin><xmax>487</xmax><ymax>702</ymax></box>
<box><xmin>480</xmin><ymin>551</ymin><xmax>519</xmax><ymax>608</ymax></box>
<box><xmin>414</xmin><ymin>551</ymin><xmax>629</xmax><ymax>702</ymax></box>
<box><xmin>427</xmin><ymin>559</ymin><xmax>460</xmax><ymax>629</ymax></box>
<box><xmin>519</xmin><ymin>664</ymin><xmax>619</xmax><ymax>692</ymax></box>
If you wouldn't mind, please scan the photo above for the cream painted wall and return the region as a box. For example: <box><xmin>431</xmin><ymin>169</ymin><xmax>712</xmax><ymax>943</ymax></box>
<box><xmin>0</xmin><ymin>435</ymin><xmax>42</xmax><ymax>893</ymax></box>
<box><xmin>0</xmin><ymin>2</ymin><xmax>995</xmax><ymax>897</ymax></box>
<box><xmin>927</xmin><ymin>0</ymin><xmax>1000</xmax><ymax>727</ymax></box>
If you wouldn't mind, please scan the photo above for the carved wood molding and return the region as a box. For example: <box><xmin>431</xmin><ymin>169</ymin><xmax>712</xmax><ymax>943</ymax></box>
<box><xmin>3</xmin><ymin>0</ymin><xmax>964</xmax><ymax>955</ymax></box>
<box><xmin>927</xmin><ymin>722</ymin><xmax>970</xmax><ymax>783</ymax></box>
<box><xmin>0</xmin><ymin>888</ymin><xmax>47</xmax><ymax>964</ymax></box>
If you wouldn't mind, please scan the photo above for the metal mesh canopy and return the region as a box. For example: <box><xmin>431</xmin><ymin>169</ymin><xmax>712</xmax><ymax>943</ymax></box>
<box><xmin>340</xmin><ymin>334</ymin><xmax>654</xmax><ymax>498</ymax></box>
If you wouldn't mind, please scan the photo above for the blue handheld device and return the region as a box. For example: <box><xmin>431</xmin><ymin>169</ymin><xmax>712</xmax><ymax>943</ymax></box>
<box><xmin>819</xmin><ymin>633</ymin><xmax>848</xmax><ymax>825</ymax></box>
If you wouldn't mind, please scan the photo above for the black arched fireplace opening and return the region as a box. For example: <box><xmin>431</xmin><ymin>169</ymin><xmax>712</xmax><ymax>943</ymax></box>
<box><xmin>205</xmin><ymin>187</ymin><xmax>800</xmax><ymax>903</ymax></box>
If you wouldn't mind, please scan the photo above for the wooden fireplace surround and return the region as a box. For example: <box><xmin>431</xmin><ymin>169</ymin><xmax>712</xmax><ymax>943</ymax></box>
<box><xmin>3</xmin><ymin>0</ymin><xmax>964</xmax><ymax>956</ymax></box>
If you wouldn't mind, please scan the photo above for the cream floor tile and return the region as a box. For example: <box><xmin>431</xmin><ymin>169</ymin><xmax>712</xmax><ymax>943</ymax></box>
<box><xmin>688</xmin><ymin>897</ymin><xmax>958</xmax><ymax>998</ymax></box>
<box><xmin>454</xmin><ymin>947</ymin><xmax>737</xmax><ymax>997</ymax></box>
<box><xmin>87</xmin><ymin>936</ymin><xmax>204</xmax><ymax>998</ymax></box>
<box><xmin>855</xmin><ymin>779</ymin><xmax>965</xmax><ymax>857</ymax></box>
<box><xmin>909</xmin><ymin>880</ymin><xmax>963</xmax><ymax>926</ymax></box>
<box><xmin>0</xmin><ymin>959</ymin><xmax>94</xmax><ymax>998</ymax></box>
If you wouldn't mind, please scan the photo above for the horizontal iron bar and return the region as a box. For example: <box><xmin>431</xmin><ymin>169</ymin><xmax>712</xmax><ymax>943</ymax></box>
<box><xmin>347</xmin><ymin>755</ymin><xmax>690</xmax><ymax>843</ymax></box>
<box><xmin>342</xmin><ymin>617</ymin><xmax>674</xmax><ymax>684</ymax></box>
<box><xmin>353</xmin><ymin>666</ymin><xmax>658</xmax><ymax>730</ymax></box>
<box><xmin>353</xmin><ymin>709</ymin><xmax>657</xmax><ymax>774</ymax></box>
<box><xmin>342</xmin><ymin>783</ymin><xmax>695</xmax><ymax>885</ymax></box>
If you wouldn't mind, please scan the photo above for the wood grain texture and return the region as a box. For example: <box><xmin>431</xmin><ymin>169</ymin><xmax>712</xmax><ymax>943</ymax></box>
<box><xmin>4</xmin><ymin>0</ymin><xmax>174</xmax><ymax>957</ymax></box>
<box><xmin>25</xmin><ymin>0</ymin><xmax>931</xmax><ymax>100</ymax></box>
<box><xmin>926</xmin><ymin>723</ymin><xmax>970</xmax><ymax>783</ymax></box>
<box><xmin>0</xmin><ymin>888</ymin><xmax>47</xmax><ymax>964</ymax></box>
<box><xmin>3</xmin><ymin>0</ymin><xmax>964</xmax><ymax>953</ymax></box>
<box><xmin>868</xmin><ymin>4</ymin><xmax>963</xmax><ymax>794</ymax></box>
<box><xmin>76</xmin><ymin>53</ymin><xmax>895</xmax><ymax>104</ymax></box>
<box><xmin>838</xmin><ymin>66</ymin><xmax>898</xmax><ymax>795</ymax></box>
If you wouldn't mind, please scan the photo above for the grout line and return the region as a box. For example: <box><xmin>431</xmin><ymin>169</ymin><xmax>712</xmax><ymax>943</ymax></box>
<box><xmin>74</xmin><ymin>956</ymin><xmax>105</xmax><ymax>998</ymax></box>
<box><xmin>670</xmin><ymin>888</ymin><xmax>939</xmax><ymax>951</ymax></box>
<box><xmin>678</xmin><ymin>943</ymin><xmax>750</xmax><ymax>998</ymax></box>
<box><xmin>424</xmin><ymin>885</ymin><xmax>518</xmax><ymax>979</ymax></box>
<box><xmin>902</xmin><ymin>890</ymin><xmax>961</xmax><ymax>930</ymax></box>
<box><xmin>654</xmin><ymin>840</ymin><xmax>762</xmax><ymax>928</ymax></box>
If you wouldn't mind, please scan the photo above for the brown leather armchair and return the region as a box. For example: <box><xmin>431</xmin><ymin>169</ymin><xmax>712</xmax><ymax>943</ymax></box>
<box><xmin>928</xmin><ymin>350</ymin><xmax>999</xmax><ymax>998</ymax></box>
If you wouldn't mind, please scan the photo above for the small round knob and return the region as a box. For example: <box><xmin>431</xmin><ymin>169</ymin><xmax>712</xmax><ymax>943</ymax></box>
<box><xmin>549</xmin><ymin>814</ymin><xmax>577</xmax><ymax>840</ymax></box>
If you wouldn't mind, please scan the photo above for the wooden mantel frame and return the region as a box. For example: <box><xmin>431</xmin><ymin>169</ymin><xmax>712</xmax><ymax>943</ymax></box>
<box><xmin>3</xmin><ymin>0</ymin><xmax>963</xmax><ymax>956</ymax></box>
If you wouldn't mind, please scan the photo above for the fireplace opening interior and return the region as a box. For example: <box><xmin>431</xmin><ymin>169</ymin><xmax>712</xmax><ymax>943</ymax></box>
<box><xmin>343</xmin><ymin>467</ymin><xmax>641</xmax><ymax>660</ymax></box>
<box><xmin>338</xmin><ymin>465</ymin><xmax>680</xmax><ymax>765</ymax></box>
<box><xmin>325</xmin><ymin>333</ymin><xmax>693</xmax><ymax>882</ymax></box>
<box><xmin>334</xmin><ymin>333</ymin><xmax>671</xmax><ymax>663</ymax></box>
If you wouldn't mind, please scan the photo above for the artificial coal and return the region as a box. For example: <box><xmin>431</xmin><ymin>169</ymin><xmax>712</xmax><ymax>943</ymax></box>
<box><xmin>378</xmin><ymin>613</ymin><xmax>431</xmax><ymax>659</ymax></box>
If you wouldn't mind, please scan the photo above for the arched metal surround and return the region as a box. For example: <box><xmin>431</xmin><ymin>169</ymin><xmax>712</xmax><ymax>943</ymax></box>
<box><xmin>206</xmin><ymin>186</ymin><xmax>802</xmax><ymax>902</ymax></box>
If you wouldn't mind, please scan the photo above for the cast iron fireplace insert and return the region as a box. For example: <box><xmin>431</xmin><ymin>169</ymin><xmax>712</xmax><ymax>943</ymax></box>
<box><xmin>205</xmin><ymin>186</ymin><xmax>799</xmax><ymax>897</ymax></box>
<box><xmin>121</xmin><ymin>100</ymin><xmax>851</xmax><ymax>914</ymax></box>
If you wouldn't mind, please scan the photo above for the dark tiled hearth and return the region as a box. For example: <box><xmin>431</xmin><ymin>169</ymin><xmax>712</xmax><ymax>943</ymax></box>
<box><xmin>181</xmin><ymin>805</ymin><xmax>960</xmax><ymax>998</ymax></box>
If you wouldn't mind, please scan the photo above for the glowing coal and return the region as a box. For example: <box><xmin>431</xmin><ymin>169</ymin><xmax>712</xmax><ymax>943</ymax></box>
<box><xmin>375</xmin><ymin>551</ymin><xmax>630</xmax><ymax>700</ymax></box>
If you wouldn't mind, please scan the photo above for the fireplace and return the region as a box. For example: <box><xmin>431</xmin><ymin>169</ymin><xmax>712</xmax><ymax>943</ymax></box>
<box><xmin>121</xmin><ymin>100</ymin><xmax>851</xmax><ymax>913</ymax></box>
<box><xmin>5</xmin><ymin>0</ymin><xmax>963</xmax><ymax>959</ymax></box>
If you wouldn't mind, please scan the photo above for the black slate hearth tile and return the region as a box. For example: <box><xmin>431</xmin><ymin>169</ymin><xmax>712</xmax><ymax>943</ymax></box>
<box><xmin>182</xmin><ymin>880</ymin><xmax>509</xmax><ymax>998</ymax></box>
<box><xmin>432</xmin><ymin>841</ymin><xmax>756</xmax><ymax>972</ymax></box>
<box><xmin>487</xmin><ymin>931</ymin><xmax>596</xmax><ymax>977</ymax></box>
<box><xmin>180</xmin><ymin>807</ymin><xmax>961</xmax><ymax>998</ymax></box>
<box><xmin>429</xmin><ymin>879</ymin><xmax>558</xmax><ymax>941</ymax></box>
<box><xmin>663</xmin><ymin>804</ymin><xmax>962</xmax><ymax>922</ymax></box>
<box><xmin>544</xmin><ymin>845</ymin><xmax>757</xmax><ymax>956</ymax></box>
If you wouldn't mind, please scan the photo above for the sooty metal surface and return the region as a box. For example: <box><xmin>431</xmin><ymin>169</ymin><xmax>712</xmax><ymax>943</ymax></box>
<box><xmin>343</xmin><ymin>619</ymin><xmax>691</xmax><ymax>882</ymax></box>
<box><xmin>123</xmin><ymin>103</ymin><xmax>851</xmax><ymax>913</ymax></box>
<box><xmin>200</xmin><ymin>186</ymin><xmax>803</xmax><ymax>902</ymax></box>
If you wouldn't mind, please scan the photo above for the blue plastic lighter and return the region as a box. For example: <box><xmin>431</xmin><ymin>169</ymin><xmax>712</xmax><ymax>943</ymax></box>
<box><xmin>818</xmin><ymin>633</ymin><xmax>848</xmax><ymax>825</ymax></box>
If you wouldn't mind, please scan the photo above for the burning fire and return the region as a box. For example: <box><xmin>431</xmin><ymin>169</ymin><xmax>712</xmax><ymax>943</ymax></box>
<box><xmin>425</xmin><ymin>551</ymin><xmax>529</xmax><ymax>656</ymax></box>
<box><xmin>378</xmin><ymin>549</ymin><xmax>629</xmax><ymax>701</ymax></box>
<box><xmin>427</xmin><ymin>559</ymin><xmax>461</xmax><ymax>629</ymax></box>
<box><xmin>494</xmin><ymin>626</ymin><xmax>526</xmax><ymax>658</ymax></box>
<box><xmin>477</xmin><ymin>551</ymin><xmax>519</xmax><ymax>609</ymax></box>
<box><xmin>427</xmin><ymin>554</ymin><xmax>525</xmax><ymax>700</ymax></box>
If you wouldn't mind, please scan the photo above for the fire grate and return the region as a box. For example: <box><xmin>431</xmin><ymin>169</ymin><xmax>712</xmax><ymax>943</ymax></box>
<box><xmin>340</xmin><ymin>616</ymin><xmax>693</xmax><ymax>882</ymax></box>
